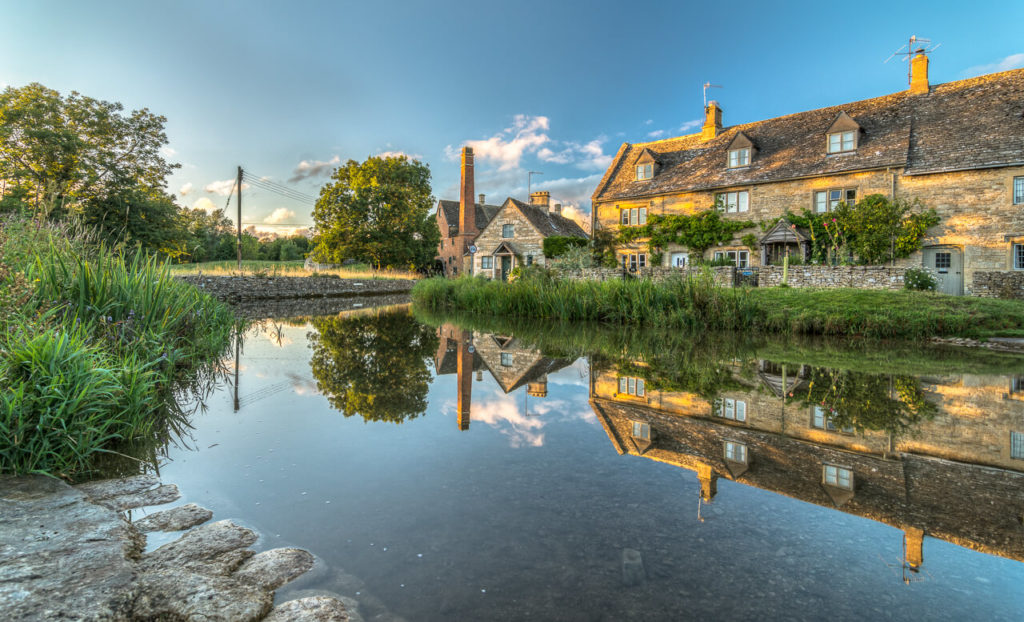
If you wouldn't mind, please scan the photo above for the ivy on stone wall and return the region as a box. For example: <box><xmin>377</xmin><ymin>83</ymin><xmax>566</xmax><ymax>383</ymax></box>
<box><xmin>617</xmin><ymin>210</ymin><xmax>754</xmax><ymax>257</ymax></box>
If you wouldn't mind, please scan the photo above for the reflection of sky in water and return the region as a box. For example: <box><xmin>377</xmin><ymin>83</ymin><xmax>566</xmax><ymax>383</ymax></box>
<box><xmin>156</xmin><ymin>319</ymin><xmax>1024</xmax><ymax>622</ymax></box>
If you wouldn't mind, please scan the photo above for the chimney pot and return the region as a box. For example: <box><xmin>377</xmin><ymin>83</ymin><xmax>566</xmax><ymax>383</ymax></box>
<box><xmin>478</xmin><ymin>193</ymin><xmax>485</xmax><ymax>205</ymax></box>
<box><xmin>910</xmin><ymin>51</ymin><xmax>930</xmax><ymax>95</ymax></box>
<box><xmin>550</xmin><ymin>203</ymin><xmax>562</xmax><ymax>216</ymax></box>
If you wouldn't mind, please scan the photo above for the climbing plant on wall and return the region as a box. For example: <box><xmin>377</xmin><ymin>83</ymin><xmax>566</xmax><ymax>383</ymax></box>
<box><xmin>617</xmin><ymin>210</ymin><xmax>754</xmax><ymax>258</ymax></box>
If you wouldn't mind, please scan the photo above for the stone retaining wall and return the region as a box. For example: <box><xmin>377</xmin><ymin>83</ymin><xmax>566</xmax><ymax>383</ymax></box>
<box><xmin>176</xmin><ymin>275</ymin><xmax>415</xmax><ymax>302</ymax></box>
<box><xmin>759</xmin><ymin>265</ymin><xmax>907</xmax><ymax>290</ymax></box>
<box><xmin>554</xmin><ymin>266</ymin><xmax>736</xmax><ymax>287</ymax></box>
<box><xmin>971</xmin><ymin>271</ymin><xmax>1024</xmax><ymax>299</ymax></box>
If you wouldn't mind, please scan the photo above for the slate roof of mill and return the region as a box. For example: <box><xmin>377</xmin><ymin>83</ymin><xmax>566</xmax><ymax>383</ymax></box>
<box><xmin>506</xmin><ymin>198</ymin><xmax>589</xmax><ymax>238</ymax></box>
<box><xmin>593</xmin><ymin>69</ymin><xmax>1024</xmax><ymax>202</ymax></box>
<box><xmin>437</xmin><ymin>200</ymin><xmax>502</xmax><ymax>235</ymax></box>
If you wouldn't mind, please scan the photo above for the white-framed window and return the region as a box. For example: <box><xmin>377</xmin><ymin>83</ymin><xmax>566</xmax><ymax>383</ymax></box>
<box><xmin>671</xmin><ymin>252</ymin><xmax>689</xmax><ymax>268</ymax></box>
<box><xmin>481</xmin><ymin>256</ymin><xmax>493</xmax><ymax>269</ymax></box>
<box><xmin>618</xmin><ymin>376</ymin><xmax>646</xmax><ymax>397</ymax></box>
<box><xmin>621</xmin><ymin>206</ymin><xmax>648</xmax><ymax>226</ymax></box>
<box><xmin>814</xmin><ymin>188</ymin><xmax>856</xmax><ymax>213</ymax></box>
<box><xmin>636</xmin><ymin>164</ymin><xmax>653</xmax><ymax>180</ymax></box>
<box><xmin>827</xmin><ymin>130</ymin><xmax>856</xmax><ymax>154</ymax></box>
<box><xmin>715</xmin><ymin>190</ymin><xmax>749</xmax><ymax>213</ymax></box>
<box><xmin>1011</xmin><ymin>431</ymin><xmax>1024</xmax><ymax>460</ymax></box>
<box><xmin>728</xmin><ymin>148</ymin><xmax>750</xmax><ymax>168</ymax></box>
<box><xmin>811</xmin><ymin>405</ymin><xmax>854</xmax><ymax>433</ymax></box>
<box><xmin>714</xmin><ymin>250</ymin><xmax>749</xmax><ymax>268</ymax></box>
<box><xmin>1013</xmin><ymin>176</ymin><xmax>1024</xmax><ymax>205</ymax></box>
<box><xmin>724</xmin><ymin>440</ymin><xmax>747</xmax><ymax>463</ymax></box>
<box><xmin>632</xmin><ymin>421</ymin><xmax>650</xmax><ymax>439</ymax></box>
<box><xmin>823</xmin><ymin>464</ymin><xmax>853</xmax><ymax>490</ymax></box>
<box><xmin>500</xmin><ymin>352</ymin><xmax>513</xmax><ymax>367</ymax></box>
<box><xmin>1013</xmin><ymin>244</ymin><xmax>1024</xmax><ymax>271</ymax></box>
<box><xmin>622</xmin><ymin>253</ymin><xmax>647</xmax><ymax>270</ymax></box>
<box><xmin>715</xmin><ymin>398</ymin><xmax>747</xmax><ymax>422</ymax></box>
<box><xmin>502</xmin><ymin>224</ymin><xmax>514</xmax><ymax>238</ymax></box>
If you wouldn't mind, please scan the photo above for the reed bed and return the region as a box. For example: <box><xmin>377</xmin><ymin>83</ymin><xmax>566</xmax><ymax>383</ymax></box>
<box><xmin>412</xmin><ymin>272</ymin><xmax>1024</xmax><ymax>339</ymax></box>
<box><xmin>0</xmin><ymin>218</ymin><xmax>238</xmax><ymax>479</ymax></box>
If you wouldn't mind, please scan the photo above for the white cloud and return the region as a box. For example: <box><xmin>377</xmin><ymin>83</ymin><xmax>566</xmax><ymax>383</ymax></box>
<box><xmin>192</xmin><ymin>197</ymin><xmax>218</xmax><ymax>213</ymax></box>
<box><xmin>644</xmin><ymin>119</ymin><xmax>653</xmax><ymax>125</ymax></box>
<box><xmin>537</xmin><ymin>146</ymin><xmax>573</xmax><ymax>164</ymax></box>
<box><xmin>679</xmin><ymin>119</ymin><xmax>702</xmax><ymax>132</ymax></box>
<box><xmin>204</xmin><ymin>179</ymin><xmax>248</xmax><ymax>196</ymax></box>
<box><xmin>179</xmin><ymin>182</ymin><xmax>193</xmax><ymax>196</ymax></box>
<box><xmin>573</xmin><ymin>137</ymin><xmax>613</xmax><ymax>171</ymax></box>
<box><xmin>647</xmin><ymin>129</ymin><xmax>666</xmax><ymax>139</ymax></box>
<box><xmin>289</xmin><ymin>155</ymin><xmax>341</xmax><ymax>182</ymax></box>
<box><xmin>377</xmin><ymin>150</ymin><xmax>423</xmax><ymax>160</ymax></box>
<box><xmin>446</xmin><ymin>114</ymin><xmax>551</xmax><ymax>171</ymax></box>
<box><xmin>560</xmin><ymin>204</ymin><xmax>591</xmax><ymax>233</ymax></box>
<box><xmin>161</xmin><ymin>146</ymin><xmax>177</xmax><ymax>157</ymax></box>
<box><xmin>963</xmin><ymin>53</ymin><xmax>1024</xmax><ymax>77</ymax></box>
<box><xmin>263</xmin><ymin>207</ymin><xmax>296</xmax><ymax>224</ymax></box>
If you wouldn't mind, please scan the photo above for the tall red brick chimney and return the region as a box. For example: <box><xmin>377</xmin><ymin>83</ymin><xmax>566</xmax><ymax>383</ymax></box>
<box><xmin>459</xmin><ymin>147</ymin><xmax>477</xmax><ymax>236</ymax></box>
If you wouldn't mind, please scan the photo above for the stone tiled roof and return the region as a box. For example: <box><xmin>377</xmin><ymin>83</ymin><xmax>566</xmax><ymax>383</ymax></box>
<box><xmin>437</xmin><ymin>200</ymin><xmax>501</xmax><ymax>235</ymax></box>
<box><xmin>508</xmin><ymin>198</ymin><xmax>589</xmax><ymax>238</ymax></box>
<box><xmin>593</xmin><ymin>68</ymin><xmax>1024</xmax><ymax>202</ymax></box>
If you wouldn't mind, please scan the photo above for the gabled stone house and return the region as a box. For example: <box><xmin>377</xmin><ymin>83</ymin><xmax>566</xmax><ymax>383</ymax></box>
<box><xmin>435</xmin><ymin>146</ymin><xmax>588</xmax><ymax>279</ymax></box>
<box><xmin>591</xmin><ymin>52</ymin><xmax>1024</xmax><ymax>295</ymax></box>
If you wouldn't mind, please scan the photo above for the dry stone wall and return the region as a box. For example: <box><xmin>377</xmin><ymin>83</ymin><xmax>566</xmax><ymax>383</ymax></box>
<box><xmin>176</xmin><ymin>275</ymin><xmax>415</xmax><ymax>302</ymax></box>
<box><xmin>971</xmin><ymin>270</ymin><xmax>1024</xmax><ymax>299</ymax></box>
<box><xmin>759</xmin><ymin>265</ymin><xmax>907</xmax><ymax>289</ymax></box>
<box><xmin>553</xmin><ymin>265</ymin><xmax>736</xmax><ymax>287</ymax></box>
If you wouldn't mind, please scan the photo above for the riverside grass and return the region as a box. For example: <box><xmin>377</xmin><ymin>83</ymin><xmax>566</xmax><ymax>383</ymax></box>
<box><xmin>0</xmin><ymin>218</ymin><xmax>237</xmax><ymax>479</ymax></box>
<box><xmin>411</xmin><ymin>272</ymin><xmax>1024</xmax><ymax>339</ymax></box>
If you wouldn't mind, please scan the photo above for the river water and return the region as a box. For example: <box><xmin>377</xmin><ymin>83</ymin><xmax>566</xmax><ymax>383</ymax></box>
<box><xmin>152</xmin><ymin>302</ymin><xmax>1024</xmax><ymax>621</ymax></box>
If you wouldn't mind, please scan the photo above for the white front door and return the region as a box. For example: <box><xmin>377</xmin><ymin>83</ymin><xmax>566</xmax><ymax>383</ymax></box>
<box><xmin>671</xmin><ymin>252</ymin><xmax>689</xmax><ymax>268</ymax></box>
<box><xmin>923</xmin><ymin>247</ymin><xmax>963</xmax><ymax>296</ymax></box>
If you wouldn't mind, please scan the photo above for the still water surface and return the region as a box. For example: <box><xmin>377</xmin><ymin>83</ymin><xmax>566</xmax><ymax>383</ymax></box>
<box><xmin>154</xmin><ymin>304</ymin><xmax>1024</xmax><ymax>621</ymax></box>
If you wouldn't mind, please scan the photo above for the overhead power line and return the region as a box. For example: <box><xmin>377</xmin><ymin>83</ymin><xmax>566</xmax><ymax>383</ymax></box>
<box><xmin>240</xmin><ymin>171</ymin><xmax>318</xmax><ymax>203</ymax></box>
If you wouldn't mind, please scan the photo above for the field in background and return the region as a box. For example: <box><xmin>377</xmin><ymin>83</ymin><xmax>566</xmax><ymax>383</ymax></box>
<box><xmin>168</xmin><ymin>260</ymin><xmax>421</xmax><ymax>280</ymax></box>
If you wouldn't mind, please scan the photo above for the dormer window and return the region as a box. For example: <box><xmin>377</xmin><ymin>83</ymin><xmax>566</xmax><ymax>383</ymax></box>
<box><xmin>828</xmin><ymin>130</ymin><xmax>856</xmax><ymax>154</ymax></box>
<box><xmin>823</xmin><ymin>464</ymin><xmax>853</xmax><ymax>490</ymax></box>
<box><xmin>728</xmin><ymin>148</ymin><xmax>750</xmax><ymax>168</ymax></box>
<box><xmin>724</xmin><ymin>441</ymin><xmax>747</xmax><ymax>463</ymax></box>
<box><xmin>633</xmin><ymin>147</ymin><xmax>660</xmax><ymax>181</ymax></box>
<box><xmin>825</xmin><ymin>111</ymin><xmax>861</xmax><ymax>154</ymax></box>
<box><xmin>636</xmin><ymin>163</ymin><xmax>653</xmax><ymax>180</ymax></box>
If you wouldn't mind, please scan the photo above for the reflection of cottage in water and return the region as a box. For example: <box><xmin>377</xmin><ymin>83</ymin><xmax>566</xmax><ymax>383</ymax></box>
<box><xmin>589</xmin><ymin>360</ymin><xmax>1024</xmax><ymax>576</ymax></box>
<box><xmin>434</xmin><ymin>324</ymin><xmax>574</xmax><ymax>430</ymax></box>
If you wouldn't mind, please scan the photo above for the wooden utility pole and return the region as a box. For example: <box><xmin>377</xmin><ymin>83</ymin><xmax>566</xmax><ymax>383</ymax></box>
<box><xmin>236</xmin><ymin>166</ymin><xmax>243</xmax><ymax>270</ymax></box>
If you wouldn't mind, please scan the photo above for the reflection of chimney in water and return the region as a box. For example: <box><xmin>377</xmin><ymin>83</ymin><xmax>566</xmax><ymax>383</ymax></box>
<box><xmin>697</xmin><ymin>463</ymin><xmax>718</xmax><ymax>502</ymax></box>
<box><xmin>456</xmin><ymin>329</ymin><xmax>473</xmax><ymax>431</ymax></box>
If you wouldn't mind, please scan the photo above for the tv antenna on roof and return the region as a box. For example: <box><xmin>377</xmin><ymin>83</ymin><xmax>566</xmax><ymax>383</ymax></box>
<box><xmin>884</xmin><ymin>35</ymin><xmax>941</xmax><ymax>85</ymax></box>
<box><xmin>703</xmin><ymin>82</ymin><xmax>723</xmax><ymax>108</ymax></box>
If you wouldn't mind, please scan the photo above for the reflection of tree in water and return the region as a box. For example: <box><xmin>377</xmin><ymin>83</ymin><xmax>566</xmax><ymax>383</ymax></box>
<box><xmin>309</xmin><ymin>308</ymin><xmax>439</xmax><ymax>424</ymax></box>
<box><xmin>794</xmin><ymin>367</ymin><xmax>937</xmax><ymax>435</ymax></box>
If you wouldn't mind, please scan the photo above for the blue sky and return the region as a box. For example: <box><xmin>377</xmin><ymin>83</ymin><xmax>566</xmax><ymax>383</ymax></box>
<box><xmin>2</xmin><ymin>0</ymin><xmax>1023</xmax><ymax>233</ymax></box>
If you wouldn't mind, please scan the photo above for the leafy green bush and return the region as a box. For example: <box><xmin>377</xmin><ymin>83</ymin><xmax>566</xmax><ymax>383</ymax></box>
<box><xmin>542</xmin><ymin>235</ymin><xmax>588</xmax><ymax>258</ymax></box>
<box><xmin>904</xmin><ymin>267</ymin><xmax>937</xmax><ymax>291</ymax></box>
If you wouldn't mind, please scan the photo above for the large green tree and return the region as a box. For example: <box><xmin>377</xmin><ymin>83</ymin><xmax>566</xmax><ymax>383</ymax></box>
<box><xmin>0</xmin><ymin>83</ymin><xmax>178</xmax><ymax>212</ymax></box>
<box><xmin>311</xmin><ymin>155</ymin><xmax>439</xmax><ymax>269</ymax></box>
<box><xmin>309</xmin><ymin>308</ymin><xmax>438</xmax><ymax>424</ymax></box>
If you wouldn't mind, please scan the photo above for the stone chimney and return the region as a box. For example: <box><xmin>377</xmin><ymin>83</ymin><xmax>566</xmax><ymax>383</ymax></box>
<box><xmin>910</xmin><ymin>50</ymin><xmax>929</xmax><ymax>95</ymax></box>
<box><xmin>527</xmin><ymin>375</ymin><xmax>548</xmax><ymax>397</ymax></box>
<box><xmin>459</xmin><ymin>147</ymin><xmax>477</xmax><ymax>236</ymax></box>
<box><xmin>702</xmin><ymin>100</ymin><xmax>723</xmax><ymax>141</ymax></box>
<box><xmin>550</xmin><ymin>203</ymin><xmax>562</xmax><ymax>216</ymax></box>
<box><xmin>530</xmin><ymin>191</ymin><xmax>550</xmax><ymax>208</ymax></box>
<box><xmin>478</xmin><ymin>193</ymin><xmax>485</xmax><ymax>205</ymax></box>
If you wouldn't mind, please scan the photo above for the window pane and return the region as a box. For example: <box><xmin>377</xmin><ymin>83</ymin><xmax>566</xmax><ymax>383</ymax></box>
<box><xmin>829</xmin><ymin>134</ymin><xmax>841</xmax><ymax>153</ymax></box>
<box><xmin>1012</xmin><ymin>431</ymin><xmax>1024</xmax><ymax>459</ymax></box>
<box><xmin>815</xmin><ymin>191</ymin><xmax>827</xmax><ymax>212</ymax></box>
<box><xmin>631</xmin><ymin>208</ymin><xmax>638</xmax><ymax>224</ymax></box>
<box><xmin>621</xmin><ymin>210</ymin><xmax>629</xmax><ymax>225</ymax></box>
<box><xmin>639</xmin><ymin>207</ymin><xmax>647</xmax><ymax>225</ymax></box>
<box><xmin>1015</xmin><ymin>177</ymin><xmax>1024</xmax><ymax>205</ymax></box>
<box><xmin>637</xmin><ymin>379</ymin><xmax>645</xmax><ymax>396</ymax></box>
<box><xmin>813</xmin><ymin>406</ymin><xmax>825</xmax><ymax>428</ymax></box>
<box><xmin>738</xmin><ymin>251</ymin><xmax>749</xmax><ymax>268</ymax></box>
<box><xmin>729</xmin><ymin>150</ymin><xmax>738</xmax><ymax>167</ymax></box>
<box><xmin>736</xmin><ymin>400</ymin><xmax>746</xmax><ymax>421</ymax></box>
<box><xmin>619</xmin><ymin>377</ymin><xmax>628</xmax><ymax>393</ymax></box>
<box><xmin>725</xmin><ymin>399</ymin><xmax>734</xmax><ymax>419</ymax></box>
<box><xmin>638</xmin><ymin>254</ymin><xmax>647</xmax><ymax>268</ymax></box>
<box><xmin>738</xmin><ymin>191</ymin><xmax>749</xmax><ymax>212</ymax></box>
<box><xmin>628</xmin><ymin>378</ymin><xmax>636</xmax><ymax>394</ymax></box>
<box><xmin>714</xmin><ymin>252</ymin><xmax>724</xmax><ymax>260</ymax></box>
<box><xmin>842</xmin><ymin>131</ymin><xmax>855</xmax><ymax>151</ymax></box>
<box><xmin>1015</xmin><ymin>244</ymin><xmax>1024</xmax><ymax>270</ymax></box>
<box><xmin>845</xmin><ymin>189</ymin><xmax>856</xmax><ymax>203</ymax></box>
<box><xmin>740</xmin><ymin>149</ymin><xmax>749</xmax><ymax>165</ymax></box>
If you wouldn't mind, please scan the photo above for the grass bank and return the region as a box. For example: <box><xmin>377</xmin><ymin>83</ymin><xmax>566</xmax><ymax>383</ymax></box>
<box><xmin>412</xmin><ymin>273</ymin><xmax>1024</xmax><ymax>339</ymax></box>
<box><xmin>168</xmin><ymin>259</ymin><xmax>421</xmax><ymax>280</ymax></box>
<box><xmin>1</xmin><ymin>218</ymin><xmax>238</xmax><ymax>479</ymax></box>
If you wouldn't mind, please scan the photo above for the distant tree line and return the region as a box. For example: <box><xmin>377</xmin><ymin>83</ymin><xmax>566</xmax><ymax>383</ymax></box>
<box><xmin>0</xmin><ymin>82</ymin><xmax>310</xmax><ymax>263</ymax></box>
